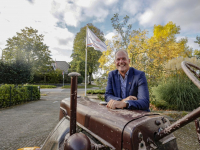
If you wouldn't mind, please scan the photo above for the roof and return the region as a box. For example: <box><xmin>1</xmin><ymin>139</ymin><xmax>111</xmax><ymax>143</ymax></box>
<box><xmin>51</xmin><ymin>61</ymin><xmax>70</xmax><ymax>73</ymax></box>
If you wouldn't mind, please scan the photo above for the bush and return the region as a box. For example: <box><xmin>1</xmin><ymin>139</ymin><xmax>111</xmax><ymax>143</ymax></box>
<box><xmin>152</xmin><ymin>75</ymin><xmax>200</xmax><ymax>111</ymax></box>
<box><xmin>87</xmin><ymin>89</ymin><xmax>105</xmax><ymax>94</ymax></box>
<box><xmin>78</xmin><ymin>76</ymin><xmax>83</xmax><ymax>84</ymax></box>
<box><xmin>0</xmin><ymin>84</ymin><xmax>40</xmax><ymax>108</ymax></box>
<box><xmin>24</xmin><ymin>85</ymin><xmax>40</xmax><ymax>100</ymax></box>
<box><xmin>0</xmin><ymin>60</ymin><xmax>33</xmax><ymax>84</ymax></box>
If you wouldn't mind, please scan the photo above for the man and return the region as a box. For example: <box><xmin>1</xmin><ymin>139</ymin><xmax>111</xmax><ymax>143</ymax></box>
<box><xmin>105</xmin><ymin>49</ymin><xmax>150</xmax><ymax>111</ymax></box>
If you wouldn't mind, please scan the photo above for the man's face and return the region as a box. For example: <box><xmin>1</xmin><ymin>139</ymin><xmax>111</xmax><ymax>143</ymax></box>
<box><xmin>115</xmin><ymin>51</ymin><xmax>130</xmax><ymax>74</ymax></box>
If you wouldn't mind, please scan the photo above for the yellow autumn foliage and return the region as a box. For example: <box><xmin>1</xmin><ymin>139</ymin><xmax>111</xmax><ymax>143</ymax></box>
<box><xmin>127</xmin><ymin>22</ymin><xmax>192</xmax><ymax>85</ymax></box>
<box><xmin>98</xmin><ymin>21</ymin><xmax>193</xmax><ymax>86</ymax></box>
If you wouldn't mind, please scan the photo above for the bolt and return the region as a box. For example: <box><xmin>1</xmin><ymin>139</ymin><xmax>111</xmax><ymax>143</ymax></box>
<box><xmin>155</xmin><ymin>120</ymin><xmax>161</xmax><ymax>125</ymax></box>
<box><xmin>161</xmin><ymin>117</ymin><xmax>167</xmax><ymax>123</ymax></box>
<box><xmin>138</xmin><ymin>132</ymin><xmax>143</xmax><ymax>139</ymax></box>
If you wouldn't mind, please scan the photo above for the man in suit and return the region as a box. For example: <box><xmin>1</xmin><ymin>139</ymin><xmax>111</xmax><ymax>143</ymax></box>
<box><xmin>105</xmin><ymin>49</ymin><xmax>150</xmax><ymax>111</ymax></box>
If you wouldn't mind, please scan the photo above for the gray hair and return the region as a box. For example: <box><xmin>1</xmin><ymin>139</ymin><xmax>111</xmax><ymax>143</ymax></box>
<box><xmin>115</xmin><ymin>49</ymin><xmax>129</xmax><ymax>59</ymax></box>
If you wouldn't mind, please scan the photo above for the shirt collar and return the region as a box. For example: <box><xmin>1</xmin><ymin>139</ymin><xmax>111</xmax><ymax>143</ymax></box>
<box><xmin>118</xmin><ymin>69</ymin><xmax>129</xmax><ymax>79</ymax></box>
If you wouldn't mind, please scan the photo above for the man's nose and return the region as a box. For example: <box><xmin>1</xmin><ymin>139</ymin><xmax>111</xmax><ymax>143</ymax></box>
<box><xmin>119</xmin><ymin>59</ymin><xmax>123</xmax><ymax>63</ymax></box>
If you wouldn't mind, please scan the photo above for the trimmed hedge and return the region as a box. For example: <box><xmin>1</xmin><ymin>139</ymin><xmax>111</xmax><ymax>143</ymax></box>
<box><xmin>0</xmin><ymin>84</ymin><xmax>40</xmax><ymax>108</ymax></box>
<box><xmin>86</xmin><ymin>89</ymin><xmax>105</xmax><ymax>94</ymax></box>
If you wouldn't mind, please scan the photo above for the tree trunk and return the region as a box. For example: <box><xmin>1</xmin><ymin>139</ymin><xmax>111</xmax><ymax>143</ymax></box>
<box><xmin>88</xmin><ymin>73</ymin><xmax>92</xmax><ymax>85</ymax></box>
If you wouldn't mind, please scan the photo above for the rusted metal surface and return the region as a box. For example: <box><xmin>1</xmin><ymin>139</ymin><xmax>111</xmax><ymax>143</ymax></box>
<box><xmin>68</xmin><ymin>72</ymin><xmax>80</xmax><ymax>136</ymax></box>
<box><xmin>40</xmin><ymin>117</ymin><xmax>70</xmax><ymax>150</ymax></box>
<box><xmin>60</xmin><ymin>97</ymin><xmax>178</xmax><ymax>150</ymax></box>
<box><xmin>181</xmin><ymin>61</ymin><xmax>200</xmax><ymax>89</ymax></box>
<box><xmin>155</xmin><ymin>107</ymin><xmax>200</xmax><ymax>141</ymax></box>
<box><xmin>195</xmin><ymin>119</ymin><xmax>200</xmax><ymax>146</ymax></box>
<box><xmin>64</xmin><ymin>132</ymin><xmax>91</xmax><ymax>150</ymax></box>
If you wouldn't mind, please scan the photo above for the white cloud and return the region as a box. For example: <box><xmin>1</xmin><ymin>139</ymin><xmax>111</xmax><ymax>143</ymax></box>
<box><xmin>50</xmin><ymin>0</ymin><xmax>116</xmax><ymax>27</ymax></box>
<box><xmin>1</xmin><ymin>0</ymin><xmax>199</xmax><ymax>62</ymax></box>
<box><xmin>105</xmin><ymin>32</ymin><xmax>115</xmax><ymax>40</ymax></box>
<box><xmin>122</xmin><ymin>0</ymin><xmax>142</xmax><ymax>16</ymax></box>
<box><xmin>0</xmin><ymin>0</ymin><xmax>75</xmax><ymax>61</ymax></box>
<box><xmin>139</xmin><ymin>9</ymin><xmax>154</xmax><ymax>25</ymax></box>
<box><xmin>138</xmin><ymin>0</ymin><xmax>200</xmax><ymax>33</ymax></box>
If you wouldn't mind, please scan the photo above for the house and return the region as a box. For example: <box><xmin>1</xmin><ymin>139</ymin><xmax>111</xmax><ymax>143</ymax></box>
<box><xmin>51</xmin><ymin>61</ymin><xmax>70</xmax><ymax>74</ymax></box>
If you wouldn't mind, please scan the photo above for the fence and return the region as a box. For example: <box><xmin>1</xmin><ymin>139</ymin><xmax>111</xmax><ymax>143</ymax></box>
<box><xmin>0</xmin><ymin>85</ymin><xmax>40</xmax><ymax>108</ymax></box>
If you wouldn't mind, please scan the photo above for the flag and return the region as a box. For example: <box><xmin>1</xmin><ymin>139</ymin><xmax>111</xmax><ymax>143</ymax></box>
<box><xmin>86</xmin><ymin>27</ymin><xmax>107</xmax><ymax>52</ymax></box>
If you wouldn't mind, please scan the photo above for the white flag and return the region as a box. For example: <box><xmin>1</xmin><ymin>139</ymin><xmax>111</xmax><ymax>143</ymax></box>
<box><xmin>86</xmin><ymin>27</ymin><xmax>107</xmax><ymax>52</ymax></box>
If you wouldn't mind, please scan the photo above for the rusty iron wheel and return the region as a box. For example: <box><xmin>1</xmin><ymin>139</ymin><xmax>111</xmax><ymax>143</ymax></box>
<box><xmin>181</xmin><ymin>61</ymin><xmax>200</xmax><ymax>90</ymax></box>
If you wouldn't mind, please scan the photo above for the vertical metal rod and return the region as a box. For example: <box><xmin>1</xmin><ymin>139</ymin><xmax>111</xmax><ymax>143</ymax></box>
<box><xmin>68</xmin><ymin>72</ymin><xmax>80</xmax><ymax>136</ymax></box>
<box><xmin>195</xmin><ymin>119</ymin><xmax>200</xmax><ymax>146</ymax></box>
<box><xmin>85</xmin><ymin>25</ymin><xmax>88</xmax><ymax>96</ymax></box>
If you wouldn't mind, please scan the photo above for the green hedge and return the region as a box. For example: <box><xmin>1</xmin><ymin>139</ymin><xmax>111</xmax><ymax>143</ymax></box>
<box><xmin>0</xmin><ymin>84</ymin><xmax>40</xmax><ymax>108</ymax></box>
<box><xmin>86</xmin><ymin>89</ymin><xmax>105</xmax><ymax>94</ymax></box>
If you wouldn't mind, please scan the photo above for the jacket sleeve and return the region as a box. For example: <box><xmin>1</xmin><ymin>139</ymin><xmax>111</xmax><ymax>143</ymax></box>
<box><xmin>105</xmin><ymin>72</ymin><xmax>122</xmax><ymax>102</ymax></box>
<box><xmin>126</xmin><ymin>72</ymin><xmax>150</xmax><ymax>111</ymax></box>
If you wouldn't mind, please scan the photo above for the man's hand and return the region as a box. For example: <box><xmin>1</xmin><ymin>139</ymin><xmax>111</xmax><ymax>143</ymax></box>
<box><xmin>122</xmin><ymin>96</ymin><xmax>137</xmax><ymax>102</ymax></box>
<box><xmin>106</xmin><ymin>100</ymin><xmax>126</xmax><ymax>109</ymax></box>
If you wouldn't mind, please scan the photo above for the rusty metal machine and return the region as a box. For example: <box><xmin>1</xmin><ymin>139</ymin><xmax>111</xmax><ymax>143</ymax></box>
<box><xmin>39</xmin><ymin>61</ymin><xmax>200</xmax><ymax>150</ymax></box>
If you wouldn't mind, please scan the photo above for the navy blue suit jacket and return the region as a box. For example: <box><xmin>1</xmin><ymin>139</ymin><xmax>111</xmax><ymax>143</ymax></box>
<box><xmin>105</xmin><ymin>67</ymin><xmax>150</xmax><ymax>111</ymax></box>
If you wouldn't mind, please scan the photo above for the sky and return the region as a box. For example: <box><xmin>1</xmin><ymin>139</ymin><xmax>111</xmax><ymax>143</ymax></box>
<box><xmin>0</xmin><ymin>0</ymin><xmax>200</xmax><ymax>63</ymax></box>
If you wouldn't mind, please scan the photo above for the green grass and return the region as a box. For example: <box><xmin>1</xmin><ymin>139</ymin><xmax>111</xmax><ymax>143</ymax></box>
<box><xmin>62</xmin><ymin>84</ymin><xmax>99</xmax><ymax>89</ymax></box>
<box><xmin>27</xmin><ymin>84</ymin><xmax>57</xmax><ymax>88</ymax></box>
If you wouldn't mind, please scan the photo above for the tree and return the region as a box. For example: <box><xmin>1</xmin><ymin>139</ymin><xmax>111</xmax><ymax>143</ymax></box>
<box><xmin>99</xmin><ymin>21</ymin><xmax>192</xmax><ymax>89</ymax></box>
<box><xmin>195</xmin><ymin>36</ymin><xmax>200</xmax><ymax>46</ymax></box>
<box><xmin>69</xmin><ymin>23</ymin><xmax>105</xmax><ymax>84</ymax></box>
<box><xmin>3</xmin><ymin>27</ymin><xmax>52</xmax><ymax>74</ymax></box>
<box><xmin>111</xmin><ymin>13</ymin><xmax>132</xmax><ymax>49</ymax></box>
<box><xmin>0</xmin><ymin>60</ymin><xmax>32</xmax><ymax>84</ymax></box>
<box><xmin>194</xmin><ymin>36</ymin><xmax>200</xmax><ymax>59</ymax></box>
<box><xmin>127</xmin><ymin>21</ymin><xmax>192</xmax><ymax>88</ymax></box>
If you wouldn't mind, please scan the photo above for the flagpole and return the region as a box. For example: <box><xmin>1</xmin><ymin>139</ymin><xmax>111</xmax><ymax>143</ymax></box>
<box><xmin>85</xmin><ymin>26</ymin><xmax>88</xmax><ymax>96</ymax></box>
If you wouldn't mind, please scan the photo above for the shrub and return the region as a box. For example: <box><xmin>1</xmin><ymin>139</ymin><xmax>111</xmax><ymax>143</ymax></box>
<box><xmin>77</xmin><ymin>76</ymin><xmax>83</xmax><ymax>84</ymax></box>
<box><xmin>24</xmin><ymin>85</ymin><xmax>40</xmax><ymax>100</ymax></box>
<box><xmin>87</xmin><ymin>89</ymin><xmax>105</xmax><ymax>94</ymax></box>
<box><xmin>0</xmin><ymin>84</ymin><xmax>40</xmax><ymax>108</ymax></box>
<box><xmin>152</xmin><ymin>75</ymin><xmax>200</xmax><ymax>111</ymax></box>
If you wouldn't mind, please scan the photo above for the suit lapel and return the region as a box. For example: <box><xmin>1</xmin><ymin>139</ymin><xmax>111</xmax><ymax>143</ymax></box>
<box><xmin>126</xmin><ymin>68</ymin><xmax>134</xmax><ymax>97</ymax></box>
<box><xmin>115</xmin><ymin>71</ymin><xmax>121</xmax><ymax>98</ymax></box>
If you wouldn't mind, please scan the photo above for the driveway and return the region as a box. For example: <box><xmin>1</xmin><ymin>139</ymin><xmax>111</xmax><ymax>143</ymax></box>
<box><xmin>0</xmin><ymin>88</ymin><xmax>85</xmax><ymax>150</ymax></box>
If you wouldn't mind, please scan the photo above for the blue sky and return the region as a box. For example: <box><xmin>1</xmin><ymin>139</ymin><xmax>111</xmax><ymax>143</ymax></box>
<box><xmin>0</xmin><ymin>0</ymin><xmax>200</xmax><ymax>62</ymax></box>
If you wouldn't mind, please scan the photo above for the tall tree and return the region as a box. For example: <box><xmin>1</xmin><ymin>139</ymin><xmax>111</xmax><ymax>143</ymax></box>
<box><xmin>127</xmin><ymin>21</ymin><xmax>192</xmax><ymax>86</ymax></box>
<box><xmin>3</xmin><ymin>27</ymin><xmax>52</xmax><ymax>73</ymax></box>
<box><xmin>111</xmin><ymin>13</ymin><xmax>132</xmax><ymax>49</ymax></box>
<box><xmin>69</xmin><ymin>23</ymin><xmax>105</xmax><ymax>84</ymax></box>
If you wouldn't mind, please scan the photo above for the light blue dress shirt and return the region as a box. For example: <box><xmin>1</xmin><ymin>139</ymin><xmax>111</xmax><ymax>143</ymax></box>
<box><xmin>118</xmin><ymin>70</ymin><xmax>129</xmax><ymax>99</ymax></box>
